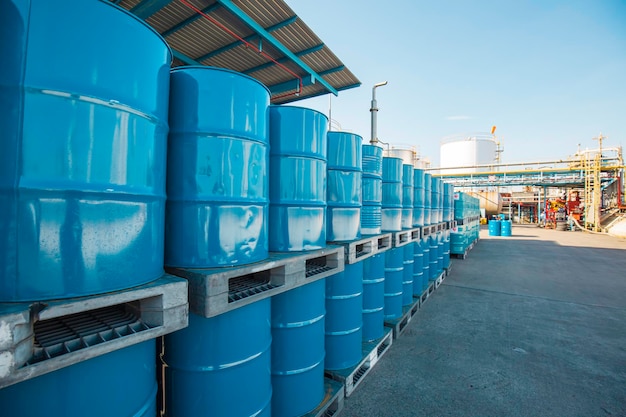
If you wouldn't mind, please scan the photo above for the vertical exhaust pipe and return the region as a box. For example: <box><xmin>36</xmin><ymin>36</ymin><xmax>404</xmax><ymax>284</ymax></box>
<box><xmin>370</xmin><ymin>81</ymin><xmax>388</xmax><ymax>145</ymax></box>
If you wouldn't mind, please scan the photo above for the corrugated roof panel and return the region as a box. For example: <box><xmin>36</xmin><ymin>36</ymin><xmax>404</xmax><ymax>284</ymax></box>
<box><xmin>110</xmin><ymin>0</ymin><xmax>360</xmax><ymax>103</ymax></box>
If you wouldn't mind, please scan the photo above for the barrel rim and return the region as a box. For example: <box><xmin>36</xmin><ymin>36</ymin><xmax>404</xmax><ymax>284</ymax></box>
<box><xmin>327</xmin><ymin>131</ymin><xmax>364</xmax><ymax>141</ymax></box>
<box><xmin>170</xmin><ymin>65</ymin><xmax>271</xmax><ymax>95</ymax></box>
<box><xmin>269</xmin><ymin>104</ymin><xmax>329</xmax><ymax>121</ymax></box>
<box><xmin>104</xmin><ymin>0</ymin><xmax>173</xmax><ymax>64</ymax></box>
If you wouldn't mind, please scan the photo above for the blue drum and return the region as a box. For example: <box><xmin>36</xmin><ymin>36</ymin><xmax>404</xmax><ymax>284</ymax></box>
<box><xmin>413</xmin><ymin>241</ymin><xmax>424</xmax><ymax>296</ymax></box>
<box><xmin>402</xmin><ymin>243</ymin><xmax>415</xmax><ymax>306</ymax></box>
<box><xmin>0</xmin><ymin>0</ymin><xmax>172</xmax><ymax>301</ymax></box>
<box><xmin>269</xmin><ymin>106</ymin><xmax>328</xmax><ymax>251</ymax></box>
<box><xmin>362</xmin><ymin>253</ymin><xmax>385</xmax><ymax>341</ymax></box>
<box><xmin>166</xmin><ymin>67</ymin><xmax>270</xmax><ymax>267</ymax></box>
<box><xmin>489</xmin><ymin>220</ymin><xmax>502</xmax><ymax>236</ymax></box>
<box><xmin>384</xmin><ymin>247</ymin><xmax>404</xmax><ymax>319</ymax></box>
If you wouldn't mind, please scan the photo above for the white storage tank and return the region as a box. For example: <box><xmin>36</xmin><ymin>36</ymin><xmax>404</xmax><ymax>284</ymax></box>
<box><xmin>440</xmin><ymin>134</ymin><xmax>497</xmax><ymax>174</ymax></box>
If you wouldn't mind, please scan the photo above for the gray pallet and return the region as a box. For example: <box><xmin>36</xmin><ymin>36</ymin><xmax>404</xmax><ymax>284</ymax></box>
<box><xmin>410</xmin><ymin>227</ymin><xmax>421</xmax><ymax>241</ymax></box>
<box><xmin>167</xmin><ymin>246</ymin><xmax>345</xmax><ymax>318</ymax></box>
<box><xmin>434</xmin><ymin>272</ymin><xmax>445</xmax><ymax>289</ymax></box>
<box><xmin>384</xmin><ymin>298</ymin><xmax>421</xmax><ymax>339</ymax></box>
<box><xmin>325</xmin><ymin>327</ymin><xmax>393</xmax><ymax>398</ymax></box>
<box><xmin>391</xmin><ymin>229</ymin><xmax>413</xmax><ymax>248</ymax></box>
<box><xmin>304</xmin><ymin>378</ymin><xmax>345</xmax><ymax>417</ymax></box>
<box><xmin>444</xmin><ymin>263</ymin><xmax>452</xmax><ymax>276</ymax></box>
<box><xmin>332</xmin><ymin>233</ymin><xmax>392</xmax><ymax>264</ymax></box>
<box><xmin>0</xmin><ymin>274</ymin><xmax>188</xmax><ymax>389</ymax></box>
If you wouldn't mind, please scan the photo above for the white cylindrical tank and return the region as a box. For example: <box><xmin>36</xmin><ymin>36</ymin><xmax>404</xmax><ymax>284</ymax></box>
<box><xmin>384</xmin><ymin>146</ymin><xmax>417</xmax><ymax>166</ymax></box>
<box><xmin>440</xmin><ymin>134</ymin><xmax>497</xmax><ymax>174</ymax></box>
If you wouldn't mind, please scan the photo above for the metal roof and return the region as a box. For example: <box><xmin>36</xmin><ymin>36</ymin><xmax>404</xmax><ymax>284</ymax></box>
<box><xmin>111</xmin><ymin>0</ymin><xmax>361</xmax><ymax>103</ymax></box>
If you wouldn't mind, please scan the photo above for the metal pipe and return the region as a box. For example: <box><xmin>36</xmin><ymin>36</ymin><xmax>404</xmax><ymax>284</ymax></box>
<box><xmin>370</xmin><ymin>81</ymin><xmax>388</xmax><ymax>144</ymax></box>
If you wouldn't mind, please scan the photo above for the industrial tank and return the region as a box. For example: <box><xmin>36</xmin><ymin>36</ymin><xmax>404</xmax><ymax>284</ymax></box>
<box><xmin>384</xmin><ymin>147</ymin><xmax>417</xmax><ymax>166</ymax></box>
<box><xmin>440</xmin><ymin>134</ymin><xmax>497</xmax><ymax>174</ymax></box>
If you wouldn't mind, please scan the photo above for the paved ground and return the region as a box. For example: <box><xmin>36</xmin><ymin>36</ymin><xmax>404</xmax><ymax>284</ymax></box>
<box><xmin>341</xmin><ymin>225</ymin><xmax>626</xmax><ymax>417</ymax></box>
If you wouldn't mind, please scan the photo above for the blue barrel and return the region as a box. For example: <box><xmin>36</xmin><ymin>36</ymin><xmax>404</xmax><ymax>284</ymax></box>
<box><xmin>501</xmin><ymin>220</ymin><xmax>512</xmax><ymax>236</ymax></box>
<box><xmin>272</xmin><ymin>280</ymin><xmax>325</xmax><ymax>417</ymax></box>
<box><xmin>402</xmin><ymin>243</ymin><xmax>415</xmax><ymax>306</ymax></box>
<box><xmin>382</xmin><ymin>157</ymin><xmax>403</xmax><ymax>232</ymax></box>
<box><xmin>362</xmin><ymin>253</ymin><xmax>385</xmax><ymax>341</ymax></box>
<box><xmin>423</xmin><ymin>173</ymin><xmax>432</xmax><ymax>225</ymax></box>
<box><xmin>428</xmin><ymin>235</ymin><xmax>439</xmax><ymax>281</ymax></box>
<box><xmin>431</xmin><ymin>176</ymin><xmax>440</xmax><ymax>224</ymax></box>
<box><xmin>0</xmin><ymin>0</ymin><xmax>171</xmax><ymax>301</ymax></box>
<box><xmin>362</xmin><ymin>144</ymin><xmax>384</xmax><ymax>176</ymax></box>
<box><xmin>421</xmin><ymin>237</ymin><xmax>431</xmax><ymax>290</ymax></box>
<box><xmin>489</xmin><ymin>220</ymin><xmax>502</xmax><ymax>236</ymax></box>
<box><xmin>269</xmin><ymin>106</ymin><xmax>328</xmax><ymax>251</ymax></box>
<box><xmin>327</xmin><ymin>132</ymin><xmax>362</xmax><ymax>241</ymax></box>
<box><xmin>443</xmin><ymin>229</ymin><xmax>451</xmax><ymax>269</ymax></box>
<box><xmin>325</xmin><ymin>262</ymin><xmax>363</xmax><ymax>370</ymax></box>
<box><xmin>413</xmin><ymin>241</ymin><xmax>425</xmax><ymax>296</ymax></box>
<box><xmin>0</xmin><ymin>340</ymin><xmax>157</xmax><ymax>416</ymax></box>
<box><xmin>401</xmin><ymin>164</ymin><xmax>414</xmax><ymax>229</ymax></box>
<box><xmin>384</xmin><ymin>247</ymin><xmax>404</xmax><ymax>320</ymax></box>
<box><xmin>164</xmin><ymin>303</ymin><xmax>272</xmax><ymax>417</ymax></box>
<box><xmin>436</xmin><ymin>231</ymin><xmax>444</xmax><ymax>275</ymax></box>
<box><xmin>166</xmin><ymin>67</ymin><xmax>269</xmax><ymax>267</ymax></box>
<box><xmin>413</xmin><ymin>168</ymin><xmax>425</xmax><ymax>228</ymax></box>
<box><xmin>361</xmin><ymin>145</ymin><xmax>383</xmax><ymax>235</ymax></box>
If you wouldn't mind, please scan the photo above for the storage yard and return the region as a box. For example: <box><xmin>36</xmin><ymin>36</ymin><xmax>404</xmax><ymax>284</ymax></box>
<box><xmin>1</xmin><ymin>1</ymin><xmax>624</xmax><ymax>416</ymax></box>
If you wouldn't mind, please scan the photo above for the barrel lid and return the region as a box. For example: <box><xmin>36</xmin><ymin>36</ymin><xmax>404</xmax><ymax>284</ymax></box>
<box><xmin>104</xmin><ymin>0</ymin><xmax>173</xmax><ymax>64</ymax></box>
<box><xmin>170</xmin><ymin>65</ymin><xmax>271</xmax><ymax>95</ymax></box>
<box><xmin>269</xmin><ymin>104</ymin><xmax>329</xmax><ymax>121</ymax></box>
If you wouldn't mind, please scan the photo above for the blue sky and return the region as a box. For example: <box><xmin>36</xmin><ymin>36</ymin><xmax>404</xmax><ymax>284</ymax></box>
<box><xmin>285</xmin><ymin>0</ymin><xmax>626</xmax><ymax>166</ymax></box>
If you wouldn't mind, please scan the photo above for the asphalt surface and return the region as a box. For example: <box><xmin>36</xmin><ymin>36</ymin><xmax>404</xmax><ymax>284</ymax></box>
<box><xmin>341</xmin><ymin>225</ymin><xmax>626</xmax><ymax>417</ymax></box>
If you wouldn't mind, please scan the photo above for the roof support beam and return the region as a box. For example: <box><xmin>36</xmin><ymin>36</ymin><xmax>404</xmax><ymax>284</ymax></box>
<box><xmin>197</xmin><ymin>15</ymin><xmax>298</xmax><ymax>62</ymax></box>
<box><xmin>216</xmin><ymin>0</ymin><xmax>338</xmax><ymax>96</ymax></box>
<box><xmin>172</xmin><ymin>49</ymin><xmax>202</xmax><ymax>66</ymax></box>
<box><xmin>318</xmin><ymin>65</ymin><xmax>345</xmax><ymax>76</ymax></box>
<box><xmin>130</xmin><ymin>0</ymin><xmax>173</xmax><ymax>19</ymax></box>
<box><xmin>161</xmin><ymin>3</ymin><xmax>222</xmax><ymax>38</ymax></box>
<box><xmin>268</xmin><ymin>75</ymin><xmax>314</xmax><ymax>95</ymax></box>
<box><xmin>243</xmin><ymin>43</ymin><xmax>324</xmax><ymax>75</ymax></box>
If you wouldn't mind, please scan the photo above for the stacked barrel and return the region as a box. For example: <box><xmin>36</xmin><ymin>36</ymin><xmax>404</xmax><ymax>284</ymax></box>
<box><xmin>413</xmin><ymin>169</ymin><xmax>427</xmax><ymax>297</ymax></box>
<box><xmin>451</xmin><ymin>192</ymin><xmax>481</xmax><ymax>257</ymax></box>
<box><xmin>361</xmin><ymin>145</ymin><xmax>384</xmax><ymax>235</ymax></box>
<box><xmin>0</xmin><ymin>1</ymin><xmax>183</xmax><ymax>416</ymax></box>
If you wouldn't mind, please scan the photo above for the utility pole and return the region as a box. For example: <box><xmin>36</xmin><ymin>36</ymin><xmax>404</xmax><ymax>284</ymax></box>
<box><xmin>370</xmin><ymin>81</ymin><xmax>388</xmax><ymax>145</ymax></box>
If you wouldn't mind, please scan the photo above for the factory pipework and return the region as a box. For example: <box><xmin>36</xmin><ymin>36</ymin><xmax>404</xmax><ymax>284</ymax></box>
<box><xmin>370</xmin><ymin>81</ymin><xmax>388</xmax><ymax>145</ymax></box>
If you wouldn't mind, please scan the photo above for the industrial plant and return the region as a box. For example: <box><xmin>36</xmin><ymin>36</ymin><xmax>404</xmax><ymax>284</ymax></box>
<box><xmin>1</xmin><ymin>1</ymin><xmax>624</xmax><ymax>416</ymax></box>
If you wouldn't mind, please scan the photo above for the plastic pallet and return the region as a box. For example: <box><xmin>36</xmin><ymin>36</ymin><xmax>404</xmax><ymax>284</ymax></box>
<box><xmin>391</xmin><ymin>229</ymin><xmax>413</xmax><ymax>248</ymax></box>
<box><xmin>434</xmin><ymin>272</ymin><xmax>445</xmax><ymax>289</ymax></box>
<box><xmin>331</xmin><ymin>233</ymin><xmax>393</xmax><ymax>264</ymax></box>
<box><xmin>384</xmin><ymin>298</ymin><xmax>421</xmax><ymax>339</ymax></box>
<box><xmin>167</xmin><ymin>246</ymin><xmax>345</xmax><ymax>318</ymax></box>
<box><xmin>0</xmin><ymin>274</ymin><xmax>188</xmax><ymax>389</ymax></box>
<box><xmin>325</xmin><ymin>327</ymin><xmax>393</xmax><ymax>397</ymax></box>
<box><xmin>303</xmin><ymin>378</ymin><xmax>345</xmax><ymax>417</ymax></box>
<box><xmin>410</xmin><ymin>227</ymin><xmax>421</xmax><ymax>241</ymax></box>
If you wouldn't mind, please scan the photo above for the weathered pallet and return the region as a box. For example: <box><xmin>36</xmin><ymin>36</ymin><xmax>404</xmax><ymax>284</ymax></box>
<box><xmin>384</xmin><ymin>298</ymin><xmax>421</xmax><ymax>339</ymax></box>
<box><xmin>304</xmin><ymin>378</ymin><xmax>345</xmax><ymax>417</ymax></box>
<box><xmin>332</xmin><ymin>233</ymin><xmax>393</xmax><ymax>264</ymax></box>
<box><xmin>325</xmin><ymin>328</ymin><xmax>393</xmax><ymax>398</ymax></box>
<box><xmin>0</xmin><ymin>274</ymin><xmax>188</xmax><ymax>389</ymax></box>
<box><xmin>167</xmin><ymin>246</ymin><xmax>345</xmax><ymax>318</ymax></box>
<box><xmin>434</xmin><ymin>272</ymin><xmax>445</xmax><ymax>289</ymax></box>
<box><xmin>391</xmin><ymin>229</ymin><xmax>412</xmax><ymax>248</ymax></box>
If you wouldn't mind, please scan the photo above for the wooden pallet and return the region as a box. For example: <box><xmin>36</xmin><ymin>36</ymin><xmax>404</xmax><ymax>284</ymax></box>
<box><xmin>384</xmin><ymin>298</ymin><xmax>421</xmax><ymax>339</ymax></box>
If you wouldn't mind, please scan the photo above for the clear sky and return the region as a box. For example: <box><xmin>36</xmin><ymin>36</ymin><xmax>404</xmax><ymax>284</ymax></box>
<box><xmin>285</xmin><ymin>0</ymin><xmax>626</xmax><ymax>167</ymax></box>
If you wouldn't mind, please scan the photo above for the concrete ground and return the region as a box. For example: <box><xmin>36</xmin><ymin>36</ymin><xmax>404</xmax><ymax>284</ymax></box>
<box><xmin>342</xmin><ymin>225</ymin><xmax>626</xmax><ymax>417</ymax></box>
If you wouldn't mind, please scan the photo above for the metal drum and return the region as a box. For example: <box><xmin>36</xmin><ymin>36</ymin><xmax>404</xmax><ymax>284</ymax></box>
<box><xmin>164</xmin><ymin>302</ymin><xmax>272</xmax><ymax>417</ymax></box>
<box><xmin>384</xmin><ymin>247</ymin><xmax>404</xmax><ymax>320</ymax></box>
<box><xmin>443</xmin><ymin>229</ymin><xmax>451</xmax><ymax>269</ymax></box>
<box><xmin>428</xmin><ymin>235</ymin><xmax>439</xmax><ymax>281</ymax></box>
<box><xmin>166</xmin><ymin>67</ymin><xmax>269</xmax><ymax>267</ymax></box>
<box><xmin>0</xmin><ymin>340</ymin><xmax>157</xmax><ymax>416</ymax></box>
<box><xmin>325</xmin><ymin>262</ymin><xmax>363</xmax><ymax>370</ymax></box>
<box><xmin>436</xmin><ymin>231</ymin><xmax>444</xmax><ymax>276</ymax></box>
<box><xmin>402</xmin><ymin>243</ymin><xmax>415</xmax><ymax>306</ymax></box>
<box><xmin>0</xmin><ymin>0</ymin><xmax>171</xmax><ymax>301</ymax></box>
<box><xmin>431</xmin><ymin>176</ymin><xmax>440</xmax><ymax>225</ymax></box>
<box><xmin>401</xmin><ymin>164</ymin><xmax>414</xmax><ymax>229</ymax></box>
<box><xmin>382</xmin><ymin>157</ymin><xmax>403</xmax><ymax>232</ymax></box>
<box><xmin>327</xmin><ymin>132</ymin><xmax>362</xmax><ymax>241</ymax></box>
<box><xmin>269</xmin><ymin>106</ymin><xmax>328</xmax><ymax>251</ymax></box>
<box><xmin>413</xmin><ymin>168</ymin><xmax>425</xmax><ymax>228</ymax></box>
<box><xmin>272</xmin><ymin>280</ymin><xmax>326</xmax><ymax>417</ymax></box>
<box><xmin>423</xmin><ymin>173</ymin><xmax>432</xmax><ymax>225</ymax></box>
<box><xmin>362</xmin><ymin>253</ymin><xmax>385</xmax><ymax>341</ymax></box>
<box><xmin>421</xmin><ymin>237</ymin><xmax>431</xmax><ymax>290</ymax></box>
<box><xmin>501</xmin><ymin>220</ymin><xmax>513</xmax><ymax>236</ymax></box>
<box><xmin>489</xmin><ymin>220</ymin><xmax>502</xmax><ymax>236</ymax></box>
<box><xmin>361</xmin><ymin>145</ymin><xmax>383</xmax><ymax>235</ymax></box>
<box><xmin>413</xmin><ymin>241</ymin><xmax>425</xmax><ymax>297</ymax></box>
